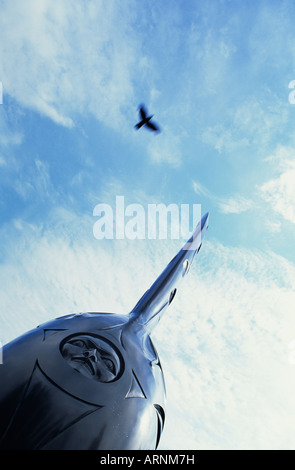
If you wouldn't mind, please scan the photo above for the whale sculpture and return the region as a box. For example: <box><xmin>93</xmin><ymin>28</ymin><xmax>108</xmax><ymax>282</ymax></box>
<box><xmin>0</xmin><ymin>212</ymin><xmax>209</xmax><ymax>450</ymax></box>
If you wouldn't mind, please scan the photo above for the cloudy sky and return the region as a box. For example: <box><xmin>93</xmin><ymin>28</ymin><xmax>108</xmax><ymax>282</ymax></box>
<box><xmin>1</xmin><ymin>0</ymin><xmax>295</xmax><ymax>450</ymax></box>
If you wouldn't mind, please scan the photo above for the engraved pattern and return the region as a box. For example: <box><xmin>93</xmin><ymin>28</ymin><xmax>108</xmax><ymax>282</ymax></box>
<box><xmin>60</xmin><ymin>334</ymin><xmax>124</xmax><ymax>383</ymax></box>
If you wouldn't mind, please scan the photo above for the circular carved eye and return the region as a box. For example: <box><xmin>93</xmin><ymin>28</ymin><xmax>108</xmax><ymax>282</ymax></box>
<box><xmin>71</xmin><ymin>339</ymin><xmax>86</xmax><ymax>348</ymax></box>
<box><xmin>60</xmin><ymin>334</ymin><xmax>123</xmax><ymax>383</ymax></box>
<box><xmin>103</xmin><ymin>358</ymin><xmax>115</xmax><ymax>373</ymax></box>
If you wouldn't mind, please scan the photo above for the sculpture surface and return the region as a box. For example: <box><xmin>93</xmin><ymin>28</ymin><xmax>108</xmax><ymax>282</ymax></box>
<box><xmin>0</xmin><ymin>213</ymin><xmax>209</xmax><ymax>450</ymax></box>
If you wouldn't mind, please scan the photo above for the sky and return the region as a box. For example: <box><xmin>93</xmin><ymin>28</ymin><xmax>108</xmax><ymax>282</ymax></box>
<box><xmin>0</xmin><ymin>0</ymin><xmax>295</xmax><ymax>450</ymax></box>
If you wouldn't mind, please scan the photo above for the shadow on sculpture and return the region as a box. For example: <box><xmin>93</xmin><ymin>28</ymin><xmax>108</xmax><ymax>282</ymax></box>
<box><xmin>0</xmin><ymin>213</ymin><xmax>209</xmax><ymax>450</ymax></box>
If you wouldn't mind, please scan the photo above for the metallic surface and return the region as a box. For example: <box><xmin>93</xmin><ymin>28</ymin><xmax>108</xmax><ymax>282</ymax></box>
<box><xmin>0</xmin><ymin>213</ymin><xmax>209</xmax><ymax>450</ymax></box>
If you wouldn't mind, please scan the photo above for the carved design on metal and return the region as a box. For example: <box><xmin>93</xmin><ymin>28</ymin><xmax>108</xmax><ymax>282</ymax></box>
<box><xmin>125</xmin><ymin>370</ymin><xmax>147</xmax><ymax>399</ymax></box>
<box><xmin>60</xmin><ymin>334</ymin><xmax>123</xmax><ymax>383</ymax></box>
<box><xmin>154</xmin><ymin>404</ymin><xmax>165</xmax><ymax>448</ymax></box>
<box><xmin>1</xmin><ymin>362</ymin><xmax>102</xmax><ymax>449</ymax></box>
<box><xmin>0</xmin><ymin>213</ymin><xmax>209</xmax><ymax>450</ymax></box>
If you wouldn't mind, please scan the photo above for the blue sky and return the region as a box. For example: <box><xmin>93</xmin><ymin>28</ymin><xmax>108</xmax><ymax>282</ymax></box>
<box><xmin>1</xmin><ymin>0</ymin><xmax>295</xmax><ymax>450</ymax></box>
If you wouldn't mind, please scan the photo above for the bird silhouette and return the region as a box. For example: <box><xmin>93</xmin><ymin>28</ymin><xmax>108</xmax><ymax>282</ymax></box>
<box><xmin>134</xmin><ymin>104</ymin><xmax>160</xmax><ymax>132</ymax></box>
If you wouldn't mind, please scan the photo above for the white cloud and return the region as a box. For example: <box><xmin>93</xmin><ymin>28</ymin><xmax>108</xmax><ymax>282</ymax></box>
<box><xmin>260</xmin><ymin>146</ymin><xmax>295</xmax><ymax>224</ymax></box>
<box><xmin>0</xmin><ymin>105</ymin><xmax>24</xmax><ymax>171</ymax></box>
<box><xmin>202</xmin><ymin>95</ymin><xmax>289</xmax><ymax>156</ymax></box>
<box><xmin>218</xmin><ymin>195</ymin><xmax>253</xmax><ymax>214</ymax></box>
<box><xmin>260</xmin><ymin>167</ymin><xmax>295</xmax><ymax>224</ymax></box>
<box><xmin>0</xmin><ymin>107</ymin><xmax>23</xmax><ymax>148</ymax></box>
<box><xmin>266</xmin><ymin>220</ymin><xmax>282</xmax><ymax>233</ymax></box>
<box><xmin>264</xmin><ymin>145</ymin><xmax>295</xmax><ymax>169</ymax></box>
<box><xmin>202</xmin><ymin>124</ymin><xmax>250</xmax><ymax>154</ymax></box>
<box><xmin>192</xmin><ymin>179</ymin><xmax>253</xmax><ymax>215</ymax></box>
<box><xmin>192</xmin><ymin>180</ymin><xmax>212</xmax><ymax>198</ymax></box>
<box><xmin>14</xmin><ymin>158</ymin><xmax>57</xmax><ymax>202</ymax></box>
<box><xmin>157</xmin><ymin>242</ymin><xmax>295</xmax><ymax>449</ymax></box>
<box><xmin>232</xmin><ymin>97</ymin><xmax>289</xmax><ymax>148</ymax></box>
<box><xmin>0</xmin><ymin>0</ymin><xmax>139</xmax><ymax>130</ymax></box>
<box><xmin>0</xmin><ymin>208</ymin><xmax>295</xmax><ymax>449</ymax></box>
<box><xmin>148</xmin><ymin>131</ymin><xmax>182</xmax><ymax>167</ymax></box>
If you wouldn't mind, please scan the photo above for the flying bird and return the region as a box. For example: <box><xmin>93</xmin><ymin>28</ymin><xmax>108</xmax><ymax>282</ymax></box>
<box><xmin>134</xmin><ymin>104</ymin><xmax>160</xmax><ymax>132</ymax></box>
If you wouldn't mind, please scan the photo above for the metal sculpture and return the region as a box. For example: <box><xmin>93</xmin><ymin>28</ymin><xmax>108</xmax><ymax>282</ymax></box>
<box><xmin>0</xmin><ymin>213</ymin><xmax>209</xmax><ymax>450</ymax></box>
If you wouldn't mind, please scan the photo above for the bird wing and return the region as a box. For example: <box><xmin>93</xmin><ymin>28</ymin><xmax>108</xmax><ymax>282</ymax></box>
<box><xmin>146</xmin><ymin>120</ymin><xmax>160</xmax><ymax>131</ymax></box>
<box><xmin>139</xmin><ymin>105</ymin><xmax>148</xmax><ymax>120</ymax></box>
<box><xmin>134</xmin><ymin>121</ymin><xmax>145</xmax><ymax>130</ymax></box>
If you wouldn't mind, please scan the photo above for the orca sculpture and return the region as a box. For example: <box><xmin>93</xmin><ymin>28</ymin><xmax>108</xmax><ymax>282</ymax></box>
<box><xmin>0</xmin><ymin>213</ymin><xmax>209</xmax><ymax>450</ymax></box>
